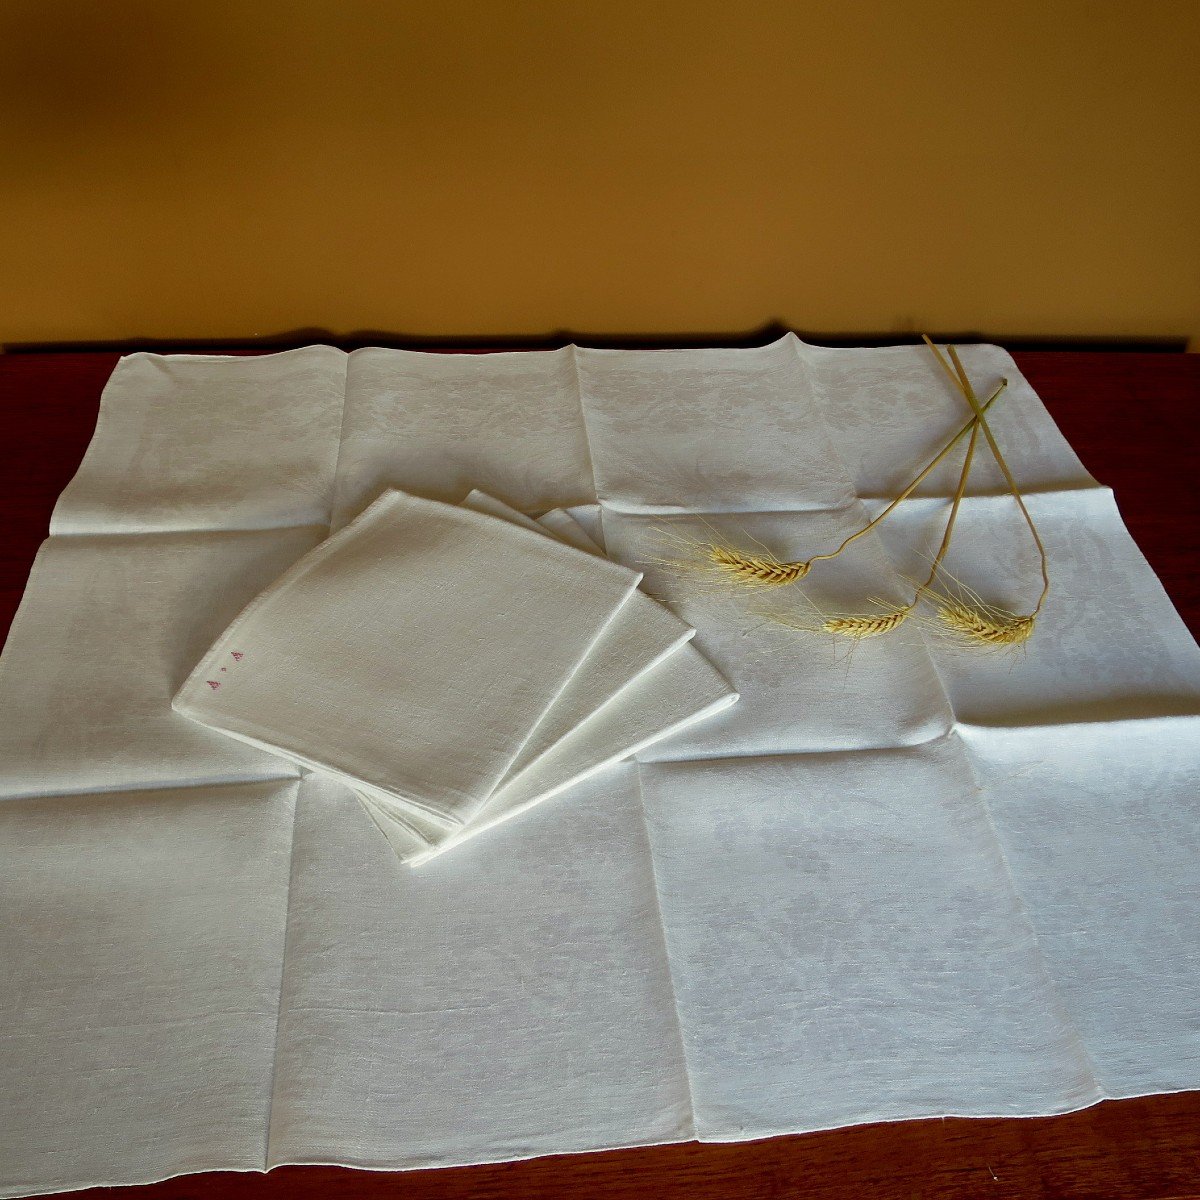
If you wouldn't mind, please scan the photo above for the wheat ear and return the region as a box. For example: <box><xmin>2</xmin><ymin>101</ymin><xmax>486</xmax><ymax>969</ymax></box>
<box><xmin>937</xmin><ymin>601</ymin><xmax>1036</xmax><ymax>646</ymax></box>
<box><xmin>709</xmin><ymin>544</ymin><xmax>810</xmax><ymax>586</ymax></box>
<box><xmin>822</xmin><ymin>610</ymin><xmax>910</xmax><ymax>639</ymax></box>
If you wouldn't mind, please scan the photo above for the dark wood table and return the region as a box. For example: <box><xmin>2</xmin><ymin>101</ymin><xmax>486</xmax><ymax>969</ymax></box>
<box><xmin>2</xmin><ymin>348</ymin><xmax>1198</xmax><ymax>1200</ymax></box>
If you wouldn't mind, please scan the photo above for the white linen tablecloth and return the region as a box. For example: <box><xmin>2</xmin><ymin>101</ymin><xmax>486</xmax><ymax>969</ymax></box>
<box><xmin>2</xmin><ymin>337</ymin><xmax>1198</xmax><ymax>1197</ymax></box>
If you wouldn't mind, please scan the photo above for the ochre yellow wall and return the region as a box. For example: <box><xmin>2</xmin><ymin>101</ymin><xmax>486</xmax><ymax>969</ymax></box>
<box><xmin>2</xmin><ymin>1</ymin><xmax>1197</xmax><ymax>347</ymax></box>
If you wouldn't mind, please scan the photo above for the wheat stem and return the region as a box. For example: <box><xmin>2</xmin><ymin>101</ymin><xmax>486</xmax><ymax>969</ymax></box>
<box><xmin>912</xmin><ymin>401</ymin><xmax>979</xmax><ymax>601</ymax></box>
<box><xmin>923</xmin><ymin>336</ymin><xmax>1051</xmax><ymax>617</ymax></box>
<box><xmin>806</xmin><ymin>378</ymin><xmax>1007</xmax><ymax>571</ymax></box>
<box><xmin>826</xmin><ymin>407</ymin><xmax>980</xmax><ymax>639</ymax></box>
<box><xmin>706</xmin><ymin>376</ymin><xmax>1008</xmax><ymax>590</ymax></box>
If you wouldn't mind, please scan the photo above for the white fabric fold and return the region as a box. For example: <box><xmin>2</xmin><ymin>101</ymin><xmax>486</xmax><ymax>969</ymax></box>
<box><xmin>0</xmin><ymin>779</ymin><xmax>299</xmax><ymax>1197</ymax></box>
<box><xmin>51</xmin><ymin>346</ymin><xmax>347</xmax><ymax>534</ymax></box>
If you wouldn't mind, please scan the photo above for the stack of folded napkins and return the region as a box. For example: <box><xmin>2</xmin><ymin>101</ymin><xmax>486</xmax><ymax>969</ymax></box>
<box><xmin>174</xmin><ymin>489</ymin><xmax>736</xmax><ymax>865</ymax></box>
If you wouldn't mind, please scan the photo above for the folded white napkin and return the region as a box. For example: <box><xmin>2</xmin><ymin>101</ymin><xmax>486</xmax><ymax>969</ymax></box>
<box><xmin>174</xmin><ymin>489</ymin><xmax>643</xmax><ymax>826</ymax></box>
<box><xmin>357</xmin><ymin>496</ymin><xmax>739</xmax><ymax>865</ymax></box>
<box><xmin>461</xmin><ymin>490</ymin><xmax>696</xmax><ymax>777</ymax></box>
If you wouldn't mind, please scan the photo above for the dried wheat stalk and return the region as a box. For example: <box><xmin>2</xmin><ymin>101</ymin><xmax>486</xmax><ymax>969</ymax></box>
<box><xmin>921</xmin><ymin>337</ymin><xmax>1050</xmax><ymax>647</ymax></box>
<box><xmin>706</xmin><ymin>379</ymin><xmax>1007</xmax><ymax>590</ymax></box>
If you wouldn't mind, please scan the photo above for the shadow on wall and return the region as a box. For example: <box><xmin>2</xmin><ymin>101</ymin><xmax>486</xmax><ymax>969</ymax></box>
<box><xmin>0</xmin><ymin>1</ymin><xmax>244</xmax><ymax>168</ymax></box>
